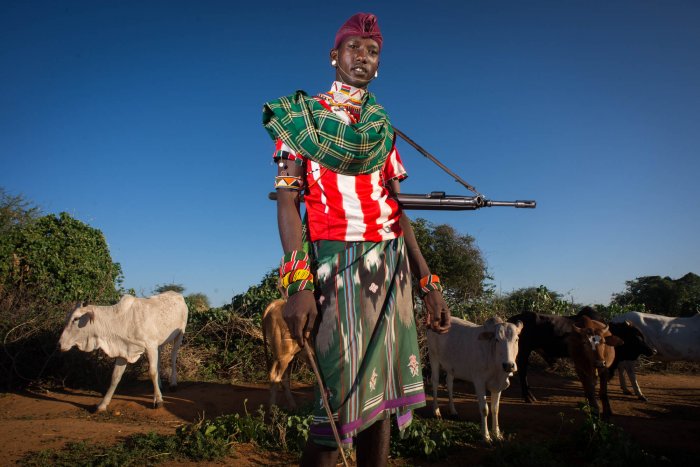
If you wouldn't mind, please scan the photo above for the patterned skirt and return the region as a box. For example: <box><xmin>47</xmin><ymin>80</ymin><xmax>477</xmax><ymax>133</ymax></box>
<box><xmin>309</xmin><ymin>236</ymin><xmax>425</xmax><ymax>447</ymax></box>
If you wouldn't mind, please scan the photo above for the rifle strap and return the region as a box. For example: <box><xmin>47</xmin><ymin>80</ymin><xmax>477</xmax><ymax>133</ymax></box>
<box><xmin>394</xmin><ymin>127</ymin><xmax>483</xmax><ymax>198</ymax></box>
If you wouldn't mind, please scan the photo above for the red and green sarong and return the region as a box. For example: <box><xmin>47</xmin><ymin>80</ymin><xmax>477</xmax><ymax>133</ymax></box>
<box><xmin>310</xmin><ymin>236</ymin><xmax>425</xmax><ymax>447</ymax></box>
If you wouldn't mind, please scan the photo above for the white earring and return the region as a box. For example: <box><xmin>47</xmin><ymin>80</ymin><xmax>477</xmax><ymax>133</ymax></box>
<box><xmin>375</xmin><ymin>70</ymin><xmax>378</xmax><ymax>78</ymax></box>
<box><xmin>331</xmin><ymin>59</ymin><xmax>337</xmax><ymax>66</ymax></box>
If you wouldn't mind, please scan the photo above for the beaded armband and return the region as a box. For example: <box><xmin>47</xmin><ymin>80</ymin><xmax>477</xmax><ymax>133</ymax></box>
<box><xmin>275</xmin><ymin>175</ymin><xmax>304</xmax><ymax>191</ymax></box>
<box><xmin>419</xmin><ymin>274</ymin><xmax>443</xmax><ymax>298</ymax></box>
<box><xmin>279</xmin><ymin>250</ymin><xmax>315</xmax><ymax>296</ymax></box>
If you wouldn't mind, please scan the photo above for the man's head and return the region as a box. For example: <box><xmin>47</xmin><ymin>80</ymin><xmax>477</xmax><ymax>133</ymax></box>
<box><xmin>330</xmin><ymin>13</ymin><xmax>382</xmax><ymax>89</ymax></box>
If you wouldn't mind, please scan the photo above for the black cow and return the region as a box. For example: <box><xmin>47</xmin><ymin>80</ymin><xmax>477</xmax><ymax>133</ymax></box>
<box><xmin>507</xmin><ymin>310</ymin><xmax>585</xmax><ymax>402</ymax></box>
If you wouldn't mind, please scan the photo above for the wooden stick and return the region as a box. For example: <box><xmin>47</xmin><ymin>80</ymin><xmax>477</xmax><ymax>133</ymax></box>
<box><xmin>304</xmin><ymin>344</ymin><xmax>350</xmax><ymax>467</ymax></box>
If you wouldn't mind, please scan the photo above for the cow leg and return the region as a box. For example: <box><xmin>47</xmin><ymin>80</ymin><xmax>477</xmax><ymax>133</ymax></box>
<box><xmin>517</xmin><ymin>350</ymin><xmax>536</xmax><ymax>402</ymax></box>
<box><xmin>447</xmin><ymin>373</ymin><xmax>458</xmax><ymax>417</ymax></box>
<box><xmin>474</xmin><ymin>384</ymin><xmax>491</xmax><ymax>443</ymax></box>
<box><xmin>169</xmin><ymin>329</ymin><xmax>184</xmax><ymax>390</ymax></box>
<box><xmin>146</xmin><ymin>346</ymin><xmax>164</xmax><ymax>409</ymax></box>
<box><xmin>490</xmin><ymin>390</ymin><xmax>503</xmax><ymax>441</ymax></box>
<box><xmin>97</xmin><ymin>357</ymin><xmax>127</xmax><ymax>412</ymax></box>
<box><xmin>626</xmin><ymin>361</ymin><xmax>647</xmax><ymax>401</ymax></box>
<box><xmin>599</xmin><ymin>370</ymin><xmax>612</xmax><ymax>420</ymax></box>
<box><xmin>618</xmin><ymin>361</ymin><xmax>633</xmax><ymax>396</ymax></box>
<box><xmin>431</xmin><ymin>359</ymin><xmax>441</xmax><ymax>418</ymax></box>
<box><xmin>576</xmin><ymin>368</ymin><xmax>599</xmax><ymax>416</ymax></box>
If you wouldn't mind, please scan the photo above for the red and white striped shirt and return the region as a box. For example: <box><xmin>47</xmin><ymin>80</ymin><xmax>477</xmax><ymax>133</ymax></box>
<box><xmin>273</xmin><ymin>82</ymin><xmax>407</xmax><ymax>242</ymax></box>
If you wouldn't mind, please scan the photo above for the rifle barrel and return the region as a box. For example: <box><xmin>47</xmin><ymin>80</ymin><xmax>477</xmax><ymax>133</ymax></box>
<box><xmin>268</xmin><ymin>191</ymin><xmax>536</xmax><ymax>210</ymax></box>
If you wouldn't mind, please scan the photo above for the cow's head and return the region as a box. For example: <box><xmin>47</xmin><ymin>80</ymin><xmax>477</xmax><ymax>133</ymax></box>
<box><xmin>59</xmin><ymin>302</ymin><xmax>98</xmax><ymax>353</ymax></box>
<box><xmin>611</xmin><ymin>321</ymin><xmax>656</xmax><ymax>359</ymax></box>
<box><xmin>573</xmin><ymin>316</ymin><xmax>623</xmax><ymax>368</ymax></box>
<box><xmin>479</xmin><ymin>318</ymin><xmax>524</xmax><ymax>374</ymax></box>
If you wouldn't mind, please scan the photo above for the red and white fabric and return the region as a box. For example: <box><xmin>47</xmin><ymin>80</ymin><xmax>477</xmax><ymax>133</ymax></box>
<box><xmin>272</xmin><ymin>82</ymin><xmax>407</xmax><ymax>242</ymax></box>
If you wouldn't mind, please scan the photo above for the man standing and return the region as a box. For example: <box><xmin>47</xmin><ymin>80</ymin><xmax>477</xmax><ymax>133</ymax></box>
<box><xmin>263</xmin><ymin>13</ymin><xmax>450</xmax><ymax>467</ymax></box>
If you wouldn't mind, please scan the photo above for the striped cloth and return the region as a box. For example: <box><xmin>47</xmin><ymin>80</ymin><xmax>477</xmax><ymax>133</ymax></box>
<box><xmin>262</xmin><ymin>90</ymin><xmax>394</xmax><ymax>175</ymax></box>
<box><xmin>271</xmin><ymin>82</ymin><xmax>407</xmax><ymax>242</ymax></box>
<box><xmin>310</xmin><ymin>237</ymin><xmax>425</xmax><ymax>447</ymax></box>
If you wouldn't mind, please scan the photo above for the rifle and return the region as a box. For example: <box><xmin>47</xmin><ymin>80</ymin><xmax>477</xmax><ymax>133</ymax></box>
<box><xmin>269</xmin><ymin>128</ymin><xmax>536</xmax><ymax>211</ymax></box>
<box><xmin>268</xmin><ymin>191</ymin><xmax>535</xmax><ymax>210</ymax></box>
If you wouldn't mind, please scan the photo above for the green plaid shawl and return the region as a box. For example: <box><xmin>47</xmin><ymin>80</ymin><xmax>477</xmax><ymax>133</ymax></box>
<box><xmin>262</xmin><ymin>90</ymin><xmax>394</xmax><ymax>175</ymax></box>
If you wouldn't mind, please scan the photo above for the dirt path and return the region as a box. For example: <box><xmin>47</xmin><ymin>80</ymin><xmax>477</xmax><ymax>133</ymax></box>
<box><xmin>1</xmin><ymin>370</ymin><xmax>699</xmax><ymax>465</ymax></box>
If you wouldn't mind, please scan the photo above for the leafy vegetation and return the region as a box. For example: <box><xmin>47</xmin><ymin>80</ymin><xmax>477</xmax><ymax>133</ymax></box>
<box><xmin>390</xmin><ymin>416</ymin><xmax>481</xmax><ymax>459</ymax></box>
<box><xmin>612</xmin><ymin>273</ymin><xmax>700</xmax><ymax>316</ymax></box>
<box><xmin>1</xmin><ymin>190</ymin><xmax>126</xmax><ymax>389</ymax></box>
<box><xmin>481</xmin><ymin>404</ymin><xmax>668</xmax><ymax>467</ymax></box>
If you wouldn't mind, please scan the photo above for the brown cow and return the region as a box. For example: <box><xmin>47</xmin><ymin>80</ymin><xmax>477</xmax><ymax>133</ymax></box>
<box><xmin>568</xmin><ymin>315</ymin><xmax>623</xmax><ymax>420</ymax></box>
<box><xmin>262</xmin><ymin>298</ymin><xmax>303</xmax><ymax>409</ymax></box>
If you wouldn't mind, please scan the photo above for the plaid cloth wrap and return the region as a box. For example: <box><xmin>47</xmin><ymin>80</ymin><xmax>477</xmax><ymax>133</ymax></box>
<box><xmin>262</xmin><ymin>90</ymin><xmax>395</xmax><ymax>175</ymax></box>
<box><xmin>309</xmin><ymin>237</ymin><xmax>425</xmax><ymax>447</ymax></box>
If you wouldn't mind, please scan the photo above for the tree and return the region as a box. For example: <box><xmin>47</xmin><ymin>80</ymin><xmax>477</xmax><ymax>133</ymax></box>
<box><xmin>504</xmin><ymin>285</ymin><xmax>576</xmax><ymax>316</ymax></box>
<box><xmin>185</xmin><ymin>293</ymin><xmax>211</xmax><ymax>313</ymax></box>
<box><xmin>411</xmin><ymin>218</ymin><xmax>488</xmax><ymax>305</ymax></box>
<box><xmin>1</xmin><ymin>211</ymin><xmax>123</xmax><ymax>311</ymax></box>
<box><xmin>1</xmin><ymin>209</ymin><xmax>125</xmax><ymax>389</ymax></box>
<box><xmin>612</xmin><ymin>273</ymin><xmax>700</xmax><ymax>316</ymax></box>
<box><xmin>0</xmin><ymin>188</ymin><xmax>40</xmax><ymax>234</ymax></box>
<box><xmin>231</xmin><ymin>269</ymin><xmax>281</xmax><ymax>322</ymax></box>
<box><xmin>154</xmin><ymin>283</ymin><xmax>185</xmax><ymax>294</ymax></box>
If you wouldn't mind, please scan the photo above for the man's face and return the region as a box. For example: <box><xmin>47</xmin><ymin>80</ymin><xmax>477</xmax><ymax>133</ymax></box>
<box><xmin>331</xmin><ymin>35</ymin><xmax>380</xmax><ymax>89</ymax></box>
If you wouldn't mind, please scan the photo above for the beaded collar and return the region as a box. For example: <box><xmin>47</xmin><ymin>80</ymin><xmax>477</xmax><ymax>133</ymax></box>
<box><xmin>318</xmin><ymin>81</ymin><xmax>366</xmax><ymax>120</ymax></box>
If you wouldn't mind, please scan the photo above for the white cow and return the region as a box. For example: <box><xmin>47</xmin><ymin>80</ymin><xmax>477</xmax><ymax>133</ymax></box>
<box><xmin>611</xmin><ymin>311</ymin><xmax>700</xmax><ymax>399</ymax></box>
<box><xmin>59</xmin><ymin>292</ymin><xmax>188</xmax><ymax>412</ymax></box>
<box><xmin>427</xmin><ymin>316</ymin><xmax>523</xmax><ymax>442</ymax></box>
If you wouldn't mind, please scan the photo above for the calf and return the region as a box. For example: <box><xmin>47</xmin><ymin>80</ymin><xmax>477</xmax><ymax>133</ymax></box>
<box><xmin>568</xmin><ymin>316</ymin><xmax>623</xmax><ymax>419</ymax></box>
<box><xmin>427</xmin><ymin>316</ymin><xmax>523</xmax><ymax>442</ymax></box>
<box><xmin>59</xmin><ymin>292</ymin><xmax>188</xmax><ymax>412</ymax></box>
<box><xmin>262</xmin><ymin>298</ymin><xmax>303</xmax><ymax>408</ymax></box>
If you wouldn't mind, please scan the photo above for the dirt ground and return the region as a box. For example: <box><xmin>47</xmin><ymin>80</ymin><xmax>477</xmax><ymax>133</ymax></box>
<box><xmin>1</xmin><ymin>369</ymin><xmax>699</xmax><ymax>466</ymax></box>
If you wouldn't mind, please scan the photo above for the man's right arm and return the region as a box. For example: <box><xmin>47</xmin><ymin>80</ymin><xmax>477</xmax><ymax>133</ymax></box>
<box><xmin>276</xmin><ymin>155</ymin><xmax>318</xmax><ymax>347</ymax></box>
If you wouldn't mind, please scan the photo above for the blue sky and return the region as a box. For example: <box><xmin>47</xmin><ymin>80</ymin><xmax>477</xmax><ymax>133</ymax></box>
<box><xmin>2</xmin><ymin>0</ymin><xmax>698</xmax><ymax>307</ymax></box>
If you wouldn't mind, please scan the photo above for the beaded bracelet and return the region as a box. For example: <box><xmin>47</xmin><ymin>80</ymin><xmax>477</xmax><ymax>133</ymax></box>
<box><xmin>281</xmin><ymin>268</ymin><xmax>313</xmax><ymax>289</ymax></box>
<box><xmin>274</xmin><ymin>175</ymin><xmax>304</xmax><ymax>191</ymax></box>
<box><xmin>419</xmin><ymin>274</ymin><xmax>443</xmax><ymax>298</ymax></box>
<box><xmin>279</xmin><ymin>250</ymin><xmax>311</xmax><ymax>276</ymax></box>
<box><xmin>287</xmin><ymin>276</ymin><xmax>315</xmax><ymax>296</ymax></box>
<box><xmin>279</xmin><ymin>250</ymin><xmax>315</xmax><ymax>296</ymax></box>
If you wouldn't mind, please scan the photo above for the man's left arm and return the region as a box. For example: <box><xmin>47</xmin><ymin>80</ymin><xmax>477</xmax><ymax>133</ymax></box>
<box><xmin>389</xmin><ymin>179</ymin><xmax>450</xmax><ymax>333</ymax></box>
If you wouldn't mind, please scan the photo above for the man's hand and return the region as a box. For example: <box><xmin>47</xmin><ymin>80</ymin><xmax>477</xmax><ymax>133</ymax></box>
<box><xmin>283</xmin><ymin>289</ymin><xmax>318</xmax><ymax>347</ymax></box>
<box><xmin>423</xmin><ymin>290</ymin><xmax>451</xmax><ymax>334</ymax></box>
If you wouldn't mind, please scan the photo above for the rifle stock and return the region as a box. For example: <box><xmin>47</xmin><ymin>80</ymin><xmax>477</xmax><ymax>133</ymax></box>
<box><xmin>268</xmin><ymin>191</ymin><xmax>536</xmax><ymax>210</ymax></box>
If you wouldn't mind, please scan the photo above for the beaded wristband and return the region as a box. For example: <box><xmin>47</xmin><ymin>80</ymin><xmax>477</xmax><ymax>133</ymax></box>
<box><xmin>279</xmin><ymin>250</ymin><xmax>311</xmax><ymax>276</ymax></box>
<box><xmin>419</xmin><ymin>274</ymin><xmax>443</xmax><ymax>298</ymax></box>
<box><xmin>280</xmin><ymin>250</ymin><xmax>315</xmax><ymax>296</ymax></box>
<box><xmin>281</xmin><ymin>268</ymin><xmax>313</xmax><ymax>289</ymax></box>
<box><xmin>287</xmin><ymin>276</ymin><xmax>315</xmax><ymax>296</ymax></box>
<box><xmin>274</xmin><ymin>175</ymin><xmax>304</xmax><ymax>191</ymax></box>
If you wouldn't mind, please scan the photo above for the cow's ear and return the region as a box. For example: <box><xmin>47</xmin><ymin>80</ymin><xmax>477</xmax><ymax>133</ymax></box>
<box><xmin>478</xmin><ymin>332</ymin><xmax>494</xmax><ymax>341</ymax></box>
<box><xmin>605</xmin><ymin>335</ymin><xmax>624</xmax><ymax>347</ymax></box>
<box><xmin>515</xmin><ymin>321</ymin><xmax>524</xmax><ymax>334</ymax></box>
<box><xmin>85</xmin><ymin>310</ymin><xmax>95</xmax><ymax>324</ymax></box>
<box><xmin>625</xmin><ymin>320</ymin><xmax>633</xmax><ymax>327</ymax></box>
